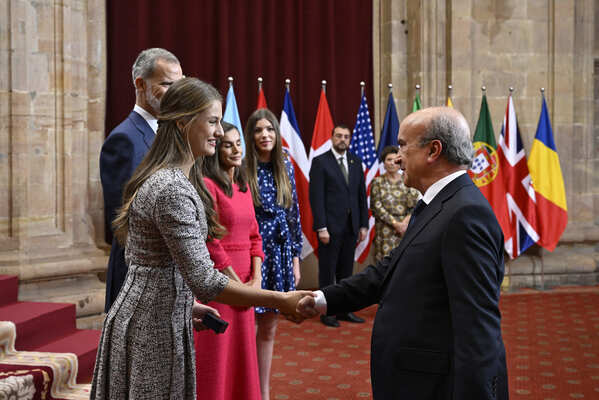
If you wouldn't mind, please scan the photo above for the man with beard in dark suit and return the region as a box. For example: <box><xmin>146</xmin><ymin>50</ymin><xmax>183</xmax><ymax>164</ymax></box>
<box><xmin>309</xmin><ymin>124</ymin><xmax>369</xmax><ymax>327</ymax></box>
<box><xmin>300</xmin><ymin>107</ymin><xmax>508</xmax><ymax>400</ymax></box>
<box><xmin>100</xmin><ymin>48</ymin><xmax>182</xmax><ymax>312</ymax></box>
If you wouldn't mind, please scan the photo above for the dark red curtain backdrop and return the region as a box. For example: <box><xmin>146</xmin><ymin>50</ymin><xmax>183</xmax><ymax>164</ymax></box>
<box><xmin>106</xmin><ymin>0</ymin><xmax>373</xmax><ymax>149</ymax></box>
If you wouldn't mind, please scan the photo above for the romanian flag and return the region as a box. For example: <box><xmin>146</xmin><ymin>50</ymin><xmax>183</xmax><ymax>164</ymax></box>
<box><xmin>446</xmin><ymin>97</ymin><xmax>453</xmax><ymax>108</ymax></box>
<box><xmin>528</xmin><ymin>95</ymin><xmax>567</xmax><ymax>251</ymax></box>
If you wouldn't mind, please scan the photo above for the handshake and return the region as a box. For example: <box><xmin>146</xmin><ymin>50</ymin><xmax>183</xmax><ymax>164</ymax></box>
<box><xmin>192</xmin><ymin>290</ymin><xmax>322</xmax><ymax>330</ymax></box>
<box><xmin>280</xmin><ymin>290</ymin><xmax>322</xmax><ymax>324</ymax></box>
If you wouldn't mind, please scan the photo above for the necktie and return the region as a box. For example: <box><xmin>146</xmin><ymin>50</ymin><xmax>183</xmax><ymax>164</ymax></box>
<box><xmin>338</xmin><ymin>157</ymin><xmax>348</xmax><ymax>184</ymax></box>
<box><xmin>407</xmin><ymin>199</ymin><xmax>426</xmax><ymax>229</ymax></box>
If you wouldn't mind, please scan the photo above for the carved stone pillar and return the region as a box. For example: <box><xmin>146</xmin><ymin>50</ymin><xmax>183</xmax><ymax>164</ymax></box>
<box><xmin>0</xmin><ymin>0</ymin><xmax>107</xmax><ymax>327</ymax></box>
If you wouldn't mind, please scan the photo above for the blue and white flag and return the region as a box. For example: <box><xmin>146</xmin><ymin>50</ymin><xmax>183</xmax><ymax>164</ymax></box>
<box><xmin>223</xmin><ymin>84</ymin><xmax>245</xmax><ymax>156</ymax></box>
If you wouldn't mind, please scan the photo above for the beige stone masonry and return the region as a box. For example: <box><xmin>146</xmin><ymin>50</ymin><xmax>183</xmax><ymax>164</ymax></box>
<box><xmin>0</xmin><ymin>0</ymin><xmax>107</xmax><ymax>323</ymax></box>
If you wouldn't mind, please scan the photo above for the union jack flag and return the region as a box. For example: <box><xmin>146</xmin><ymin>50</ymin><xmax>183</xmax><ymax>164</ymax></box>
<box><xmin>497</xmin><ymin>95</ymin><xmax>539</xmax><ymax>258</ymax></box>
<box><xmin>349</xmin><ymin>93</ymin><xmax>379</xmax><ymax>262</ymax></box>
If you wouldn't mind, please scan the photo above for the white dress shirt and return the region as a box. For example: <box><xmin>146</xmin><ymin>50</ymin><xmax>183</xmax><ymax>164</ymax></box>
<box><xmin>133</xmin><ymin>104</ymin><xmax>158</xmax><ymax>134</ymax></box>
<box><xmin>331</xmin><ymin>147</ymin><xmax>348</xmax><ymax>172</ymax></box>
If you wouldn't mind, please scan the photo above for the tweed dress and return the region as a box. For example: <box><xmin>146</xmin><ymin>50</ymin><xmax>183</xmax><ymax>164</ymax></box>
<box><xmin>90</xmin><ymin>168</ymin><xmax>229</xmax><ymax>400</ymax></box>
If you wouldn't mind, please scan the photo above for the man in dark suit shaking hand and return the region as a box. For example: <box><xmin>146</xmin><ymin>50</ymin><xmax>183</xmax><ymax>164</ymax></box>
<box><xmin>100</xmin><ymin>48</ymin><xmax>183</xmax><ymax>312</ymax></box>
<box><xmin>309</xmin><ymin>125</ymin><xmax>369</xmax><ymax>327</ymax></box>
<box><xmin>301</xmin><ymin>107</ymin><xmax>508</xmax><ymax>399</ymax></box>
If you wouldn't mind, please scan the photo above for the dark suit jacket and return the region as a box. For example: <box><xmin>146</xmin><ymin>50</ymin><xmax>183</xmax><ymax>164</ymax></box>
<box><xmin>323</xmin><ymin>174</ymin><xmax>508</xmax><ymax>400</ymax></box>
<box><xmin>308</xmin><ymin>150</ymin><xmax>368</xmax><ymax>236</ymax></box>
<box><xmin>100</xmin><ymin>111</ymin><xmax>155</xmax><ymax>312</ymax></box>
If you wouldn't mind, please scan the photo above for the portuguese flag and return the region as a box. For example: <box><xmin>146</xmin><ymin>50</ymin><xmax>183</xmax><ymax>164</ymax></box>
<box><xmin>468</xmin><ymin>94</ymin><xmax>511</xmax><ymax>242</ymax></box>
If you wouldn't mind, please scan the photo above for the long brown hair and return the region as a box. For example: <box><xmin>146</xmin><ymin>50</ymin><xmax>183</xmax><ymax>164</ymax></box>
<box><xmin>243</xmin><ymin>108</ymin><xmax>292</xmax><ymax>208</ymax></box>
<box><xmin>195</xmin><ymin>121</ymin><xmax>248</xmax><ymax>198</ymax></box>
<box><xmin>112</xmin><ymin>77</ymin><xmax>223</xmax><ymax>245</ymax></box>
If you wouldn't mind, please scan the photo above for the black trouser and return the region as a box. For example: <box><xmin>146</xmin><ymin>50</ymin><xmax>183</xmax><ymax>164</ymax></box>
<box><xmin>318</xmin><ymin>217</ymin><xmax>357</xmax><ymax>288</ymax></box>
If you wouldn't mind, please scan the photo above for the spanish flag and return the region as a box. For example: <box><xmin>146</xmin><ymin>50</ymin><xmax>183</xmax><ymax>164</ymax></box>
<box><xmin>528</xmin><ymin>95</ymin><xmax>567</xmax><ymax>251</ymax></box>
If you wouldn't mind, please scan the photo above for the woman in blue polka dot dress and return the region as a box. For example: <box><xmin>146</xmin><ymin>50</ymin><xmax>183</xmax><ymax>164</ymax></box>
<box><xmin>244</xmin><ymin>108</ymin><xmax>302</xmax><ymax>400</ymax></box>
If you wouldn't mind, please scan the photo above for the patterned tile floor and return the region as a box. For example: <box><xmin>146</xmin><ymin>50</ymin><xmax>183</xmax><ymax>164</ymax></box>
<box><xmin>270</xmin><ymin>287</ymin><xmax>599</xmax><ymax>399</ymax></box>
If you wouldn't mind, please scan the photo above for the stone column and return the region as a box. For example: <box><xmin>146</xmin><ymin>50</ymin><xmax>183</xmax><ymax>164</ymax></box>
<box><xmin>0</xmin><ymin>0</ymin><xmax>107</xmax><ymax>328</ymax></box>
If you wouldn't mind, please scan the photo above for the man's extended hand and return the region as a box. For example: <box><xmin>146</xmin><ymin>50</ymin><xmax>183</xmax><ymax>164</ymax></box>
<box><xmin>280</xmin><ymin>291</ymin><xmax>317</xmax><ymax>323</ymax></box>
<box><xmin>297</xmin><ymin>293</ymin><xmax>319</xmax><ymax>319</ymax></box>
<box><xmin>192</xmin><ymin>302</ymin><xmax>221</xmax><ymax>331</ymax></box>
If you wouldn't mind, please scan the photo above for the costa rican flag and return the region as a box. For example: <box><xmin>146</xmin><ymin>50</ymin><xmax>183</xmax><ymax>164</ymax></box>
<box><xmin>280</xmin><ymin>88</ymin><xmax>317</xmax><ymax>258</ymax></box>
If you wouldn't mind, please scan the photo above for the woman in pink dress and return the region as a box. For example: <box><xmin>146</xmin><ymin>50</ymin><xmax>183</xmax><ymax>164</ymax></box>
<box><xmin>191</xmin><ymin>121</ymin><xmax>264</xmax><ymax>400</ymax></box>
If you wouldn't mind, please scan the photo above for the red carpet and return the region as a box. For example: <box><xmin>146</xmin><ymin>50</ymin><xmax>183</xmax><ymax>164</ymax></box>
<box><xmin>0</xmin><ymin>275</ymin><xmax>100</xmax><ymax>384</ymax></box>
<box><xmin>271</xmin><ymin>287</ymin><xmax>599</xmax><ymax>399</ymax></box>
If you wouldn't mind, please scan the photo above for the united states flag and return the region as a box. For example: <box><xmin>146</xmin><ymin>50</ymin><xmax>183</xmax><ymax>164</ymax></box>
<box><xmin>349</xmin><ymin>93</ymin><xmax>379</xmax><ymax>263</ymax></box>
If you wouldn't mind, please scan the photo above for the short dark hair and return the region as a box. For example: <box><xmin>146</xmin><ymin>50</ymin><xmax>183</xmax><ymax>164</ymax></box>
<box><xmin>379</xmin><ymin>145</ymin><xmax>399</xmax><ymax>163</ymax></box>
<box><xmin>332</xmin><ymin>124</ymin><xmax>352</xmax><ymax>136</ymax></box>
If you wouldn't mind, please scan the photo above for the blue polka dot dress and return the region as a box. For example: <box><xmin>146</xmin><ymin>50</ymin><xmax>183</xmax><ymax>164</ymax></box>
<box><xmin>254</xmin><ymin>157</ymin><xmax>302</xmax><ymax>314</ymax></box>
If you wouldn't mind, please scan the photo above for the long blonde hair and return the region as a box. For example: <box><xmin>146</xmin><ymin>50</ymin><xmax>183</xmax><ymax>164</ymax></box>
<box><xmin>243</xmin><ymin>108</ymin><xmax>293</xmax><ymax>208</ymax></box>
<box><xmin>112</xmin><ymin>77</ymin><xmax>223</xmax><ymax>245</ymax></box>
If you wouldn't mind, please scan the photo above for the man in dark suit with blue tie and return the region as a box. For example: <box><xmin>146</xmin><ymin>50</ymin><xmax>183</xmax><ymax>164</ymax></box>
<box><xmin>301</xmin><ymin>107</ymin><xmax>508</xmax><ymax>399</ymax></box>
<box><xmin>100</xmin><ymin>48</ymin><xmax>182</xmax><ymax>312</ymax></box>
<box><xmin>309</xmin><ymin>124</ymin><xmax>369</xmax><ymax>327</ymax></box>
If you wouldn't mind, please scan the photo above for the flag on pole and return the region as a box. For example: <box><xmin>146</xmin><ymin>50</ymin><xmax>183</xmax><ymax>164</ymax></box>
<box><xmin>308</xmin><ymin>89</ymin><xmax>334</xmax><ymax>163</ymax></box>
<box><xmin>497</xmin><ymin>94</ymin><xmax>540</xmax><ymax>258</ymax></box>
<box><xmin>280</xmin><ymin>87</ymin><xmax>318</xmax><ymax>258</ymax></box>
<box><xmin>223</xmin><ymin>82</ymin><xmax>246</xmax><ymax>156</ymax></box>
<box><xmin>349</xmin><ymin>93</ymin><xmax>379</xmax><ymax>263</ymax></box>
<box><xmin>469</xmin><ymin>93</ymin><xmax>511</xmax><ymax>251</ymax></box>
<box><xmin>446</xmin><ymin>85</ymin><xmax>454</xmax><ymax>108</ymax></box>
<box><xmin>377</xmin><ymin>91</ymin><xmax>399</xmax><ymax>174</ymax></box>
<box><xmin>527</xmin><ymin>94</ymin><xmax>567</xmax><ymax>251</ymax></box>
<box><xmin>412</xmin><ymin>91</ymin><xmax>422</xmax><ymax>112</ymax></box>
<box><xmin>257</xmin><ymin>87</ymin><xmax>268</xmax><ymax>110</ymax></box>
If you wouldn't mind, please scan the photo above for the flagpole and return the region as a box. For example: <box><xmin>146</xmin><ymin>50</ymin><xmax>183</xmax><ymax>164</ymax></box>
<box><xmin>388</xmin><ymin>83</ymin><xmax>393</xmax><ymax>93</ymax></box>
<box><xmin>285</xmin><ymin>78</ymin><xmax>290</xmax><ymax>91</ymax></box>
<box><xmin>539</xmin><ymin>86</ymin><xmax>546</xmax><ymax>291</ymax></box>
<box><xmin>321</xmin><ymin>80</ymin><xmax>327</xmax><ymax>94</ymax></box>
<box><xmin>360</xmin><ymin>81</ymin><xmax>365</xmax><ymax>97</ymax></box>
<box><xmin>227</xmin><ymin>76</ymin><xmax>233</xmax><ymax>88</ymax></box>
<box><xmin>258</xmin><ymin>76</ymin><xmax>263</xmax><ymax>92</ymax></box>
<box><xmin>447</xmin><ymin>84</ymin><xmax>452</xmax><ymax>100</ymax></box>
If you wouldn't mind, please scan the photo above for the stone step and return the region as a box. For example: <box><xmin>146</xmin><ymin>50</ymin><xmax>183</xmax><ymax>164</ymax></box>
<box><xmin>76</xmin><ymin>313</ymin><xmax>105</xmax><ymax>331</ymax></box>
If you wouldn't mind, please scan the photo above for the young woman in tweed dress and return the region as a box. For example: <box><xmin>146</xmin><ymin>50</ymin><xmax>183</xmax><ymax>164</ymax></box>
<box><xmin>90</xmin><ymin>78</ymin><xmax>315</xmax><ymax>400</ymax></box>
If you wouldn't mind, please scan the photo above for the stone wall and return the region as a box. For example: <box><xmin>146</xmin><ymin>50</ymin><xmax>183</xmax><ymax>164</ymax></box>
<box><xmin>374</xmin><ymin>0</ymin><xmax>598</xmax><ymax>289</ymax></box>
<box><xmin>0</xmin><ymin>0</ymin><xmax>107</xmax><ymax>327</ymax></box>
